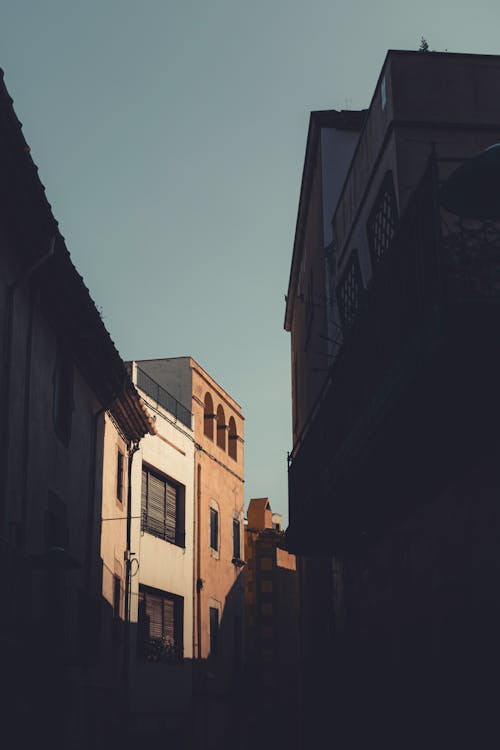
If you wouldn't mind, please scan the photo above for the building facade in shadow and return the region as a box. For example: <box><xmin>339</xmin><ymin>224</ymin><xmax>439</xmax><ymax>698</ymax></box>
<box><xmin>0</xmin><ymin>68</ymin><xmax>153</xmax><ymax>749</ymax></box>
<box><xmin>285</xmin><ymin>50</ymin><xmax>500</xmax><ymax>748</ymax></box>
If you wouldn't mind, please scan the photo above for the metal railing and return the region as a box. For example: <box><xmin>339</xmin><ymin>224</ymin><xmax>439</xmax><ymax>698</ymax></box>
<box><xmin>288</xmin><ymin>153</ymin><xmax>500</xmax><ymax>487</ymax></box>
<box><xmin>136</xmin><ymin>366</ymin><xmax>192</xmax><ymax>429</ymax></box>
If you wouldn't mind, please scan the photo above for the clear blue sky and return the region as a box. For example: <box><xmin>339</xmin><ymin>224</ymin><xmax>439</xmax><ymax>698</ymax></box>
<box><xmin>2</xmin><ymin>1</ymin><xmax>499</xmax><ymax>521</ymax></box>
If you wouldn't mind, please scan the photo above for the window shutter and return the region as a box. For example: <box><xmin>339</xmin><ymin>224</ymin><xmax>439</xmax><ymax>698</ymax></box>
<box><xmin>141</xmin><ymin>469</ymin><xmax>148</xmax><ymax>516</ymax></box>
<box><xmin>233</xmin><ymin>519</ymin><xmax>240</xmax><ymax>559</ymax></box>
<box><xmin>148</xmin><ymin>473</ymin><xmax>166</xmax><ymax>536</ymax></box>
<box><xmin>145</xmin><ymin>591</ymin><xmax>163</xmax><ymax>640</ymax></box>
<box><xmin>163</xmin><ymin>597</ymin><xmax>175</xmax><ymax>646</ymax></box>
<box><xmin>165</xmin><ymin>482</ymin><xmax>177</xmax><ymax>544</ymax></box>
<box><xmin>210</xmin><ymin>508</ymin><xmax>219</xmax><ymax>550</ymax></box>
<box><xmin>210</xmin><ymin>607</ymin><xmax>219</xmax><ymax>656</ymax></box>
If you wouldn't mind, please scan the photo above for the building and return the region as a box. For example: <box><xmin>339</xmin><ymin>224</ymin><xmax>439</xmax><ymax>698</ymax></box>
<box><xmin>134</xmin><ymin>357</ymin><xmax>245</xmax><ymax>750</ymax></box>
<box><xmin>285</xmin><ymin>51</ymin><xmax>500</xmax><ymax>747</ymax></box>
<box><xmin>0</xmin><ymin>68</ymin><xmax>153</xmax><ymax>749</ymax></box>
<box><xmin>127</xmin><ymin>361</ymin><xmax>195</xmax><ymax>745</ymax></box>
<box><xmin>243</xmin><ymin>498</ymin><xmax>300</xmax><ymax>750</ymax></box>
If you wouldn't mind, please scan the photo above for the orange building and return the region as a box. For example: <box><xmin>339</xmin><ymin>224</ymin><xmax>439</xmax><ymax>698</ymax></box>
<box><xmin>243</xmin><ymin>498</ymin><xmax>300</xmax><ymax>750</ymax></box>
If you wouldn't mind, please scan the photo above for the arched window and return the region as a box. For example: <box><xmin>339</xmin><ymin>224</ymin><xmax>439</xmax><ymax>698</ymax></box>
<box><xmin>216</xmin><ymin>405</ymin><xmax>226</xmax><ymax>450</ymax></box>
<box><xmin>204</xmin><ymin>392</ymin><xmax>214</xmax><ymax>440</ymax></box>
<box><xmin>228</xmin><ymin>416</ymin><xmax>237</xmax><ymax>460</ymax></box>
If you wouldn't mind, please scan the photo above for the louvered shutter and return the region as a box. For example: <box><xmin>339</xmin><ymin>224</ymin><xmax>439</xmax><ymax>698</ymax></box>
<box><xmin>145</xmin><ymin>591</ymin><xmax>163</xmax><ymax>640</ymax></box>
<box><xmin>210</xmin><ymin>607</ymin><xmax>219</xmax><ymax>656</ymax></box>
<box><xmin>165</xmin><ymin>482</ymin><xmax>177</xmax><ymax>544</ymax></box>
<box><xmin>163</xmin><ymin>597</ymin><xmax>175</xmax><ymax>646</ymax></box>
<box><xmin>210</xmin><ymin>508</ymin><xmax>219</xmax><ymax>550</ymax></box>
<box><xmin>148</xmin><ymin>472</ymin><xmax>166</xmax><ymax>538</ymax></box>
<box><xmin>233</xmin><ymin>519</ymin><xmax>240</xmax><ymax>559</ymax></box>
<box><xmin>141</xmin><ymin>469</ymin><xmax>148</xmax><ymax>517</ymax></box>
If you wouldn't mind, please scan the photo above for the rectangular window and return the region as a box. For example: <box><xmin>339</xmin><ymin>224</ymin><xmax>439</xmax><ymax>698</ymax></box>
<box><xmin>232</xmin><ymin>519</ymin><xmax>241</xmax><ymax>560</ymax></box>
<box><xmin>210</xmin><ymin>507</ymin><xmax>219</xmax><ymax>552</ymax></box>
<box><xmin>141</xmin><ymin>466</ymin><xmax>185</xmax><ymax>546</ymax></box>
<box><xmin>117</xmin><ymin>450</ymin><xmax>124</xmax><ymax>502</ymax></box>
<box><xmin>138</xmin><ymin>586</ymin><xmax>183</xmax><ymax>662</ymax></box>
<box><xmin>209</xmin><ymin>606</ymin><xmax>219</xmax><ymax>657</ymax></box>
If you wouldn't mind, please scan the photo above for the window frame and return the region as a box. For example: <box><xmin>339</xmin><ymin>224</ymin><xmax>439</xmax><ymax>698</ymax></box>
<box><xmin>232</xmin><ymin>518</ymin><xmax>241</xmax><ymax>561</ymax></box>
<box><xmin>209</xmin><ymin>606</ymin><xmax>220</xmax><ymax>658</ymax></box>
<box><xmin>116</xmin><ymin>449</ymin><xmax>124</xmax><ymax>503</ymax></box>
<box><xmin>138</xmin><ymin>585</ymin><xmax>184</xmax><ymax>663</ymax></box>
<box><xmin>228</xmin><ymin>416</ymin><xmax>238</xmax><ymax>460</ymax></box>
<box><xmin>210</xmin><ymin>505</ymin><xmax>219</xmax><ymax>555</ymax></box>
<box><xmin>141</xmin><ymin>464</ymin><xmax>186</xmax><ymax>547</ymax></box>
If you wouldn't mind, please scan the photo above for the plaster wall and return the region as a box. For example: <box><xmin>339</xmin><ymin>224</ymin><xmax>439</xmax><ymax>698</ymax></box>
<box><xmin>100</xmin><ymin>414</ymin><xmax>128</xmax><ymax>611</ymax></box>
<box><xmin>190</xmin><ymin>359</ymin><xmax>245</xmax><ymax>665</ymax></box>
<box><xmin>128</xmin><ymin>378</ymin><xmax>195</xmax><ymax>714</ymax></box>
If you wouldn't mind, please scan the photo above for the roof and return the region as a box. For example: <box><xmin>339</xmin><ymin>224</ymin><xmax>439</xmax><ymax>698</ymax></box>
<box><xmin>0</xmin><ymin>68</ymin><xmax>153</xmax><ymax>441</ymax></box>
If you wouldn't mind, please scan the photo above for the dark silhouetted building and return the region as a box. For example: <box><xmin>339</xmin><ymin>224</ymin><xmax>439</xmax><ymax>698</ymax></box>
<box><xmin>285</xmin><ymin>50</ymin><xmax>500</xmax><ymax>748</ymax></box>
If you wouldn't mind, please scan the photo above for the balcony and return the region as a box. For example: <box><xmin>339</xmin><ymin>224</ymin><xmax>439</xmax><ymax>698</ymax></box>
<box><xmin>287</xmin><ymin>156</ymin><xmax>500</xmax><ymax>554</ymax></box>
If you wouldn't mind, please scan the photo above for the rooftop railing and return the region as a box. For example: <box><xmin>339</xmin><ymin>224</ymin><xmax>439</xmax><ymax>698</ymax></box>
<box><xmin>136</xmin><ymin>366</ymin><xmax>192</xmax><ymax>429</ymax></box>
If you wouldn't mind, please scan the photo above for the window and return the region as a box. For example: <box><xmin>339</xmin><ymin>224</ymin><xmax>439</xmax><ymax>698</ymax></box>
<box><xmin>232</xmin><ymin>518</ymin><xmax>241</xmax><ymax>561</ymax></box>
<box><xmin>53</xmin><ymin>347</ymin><xmax>73</xmax><ymax>443</ymax></box>
<box><xmin>210</xmin><ymin>507</ymin><xmax>219</xmax><ymax>552</ymax></box>
<box><xmin>209</xmin><ymin>606</ymin><xmax>219</xmax><ymax>657</ymax></box>
<box><xmin>337</xmin><ymin>252</ymin><xmax>363</xmax><ymax>333</ymax></box>
<box><xmin>138</xmin><ymin>586</ymin><xmax>183</xmax><ymax>662</ymax></box>
<box><xmin>204</xmin><ymin>392</ymin><xmax>215</xmax><ymax>440</ymax></box>
<box><xmin>116</xmin><ymin>450</ymin><xmax>124</xmax><ymax>503</ymax></box>
<box><xmin>141</xmin><ymin>466</ymin><xmax>185</xmax><ymax>546</ymax></box>
<box><xmin>366</xmin><ymin>170</ymin><xmax>399</xmax><ymax>267</ymax></box>
<box><xmin>216</xmin><ymin>405</ymin><xmax>226</xmax><ymax>450</ymax></box>
<box><xmin>228</xmin><ymin>416</ymin><xmax>237</xmax><ymax>460</ymax></box>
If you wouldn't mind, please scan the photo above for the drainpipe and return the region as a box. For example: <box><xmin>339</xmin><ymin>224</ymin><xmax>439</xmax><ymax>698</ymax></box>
<box><xmin>0</xmin><ymin>234</ymin><xmax>56</xmax><ymax>538</ymax></box>
<box><xmin>84</xmin><ymin>404</ymin><xmax>107</xmax><ymax>597</ymax></box>
<box><xmin>124</xmin><ymin>439</ymin><xmax>140</xmax><ymax>721</ymax></box>
<box><xmin>196</xmin><ymin>461</ymin><xmax>202</xmax><ymax>660</ymax></box>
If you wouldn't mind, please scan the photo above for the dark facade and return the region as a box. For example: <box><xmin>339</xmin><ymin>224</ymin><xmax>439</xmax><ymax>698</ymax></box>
<box><xmin>285</xmin><ymin>51</ymin><xmax>500</xmax><ymax>747</ymax></box>
<box><xmin>0</xmin><ymin>68</ymin><xmax>152</xmax><ymax>749</ymax></box>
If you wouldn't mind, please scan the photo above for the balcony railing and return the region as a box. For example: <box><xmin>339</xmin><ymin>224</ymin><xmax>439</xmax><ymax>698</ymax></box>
<box><xmin>136</xmin><ymin>366</ymin><xmax>192</xmax><ymax>429</ymax></box>
<box><xmin>287</xmin><ymin>155</ymin><xmax>500</xmax><ymax>550</ymax></box>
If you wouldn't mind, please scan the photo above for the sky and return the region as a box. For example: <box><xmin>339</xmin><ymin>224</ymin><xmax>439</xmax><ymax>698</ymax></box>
<box><xmin>1</xmin><ymin>0</ymin><xmax>499</xmax><ymax>522</ymax></box>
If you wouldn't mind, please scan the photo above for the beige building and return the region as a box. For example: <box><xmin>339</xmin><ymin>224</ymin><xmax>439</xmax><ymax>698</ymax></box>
<box><xmin>135</xmin><ymin>357</ymin><xmax>245</xmax><ymax>750</ymax></box>
<box><xmin>128</xmin><ymin>361</ymin><xmax>195</xmax><ymax>744</ymax></box>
